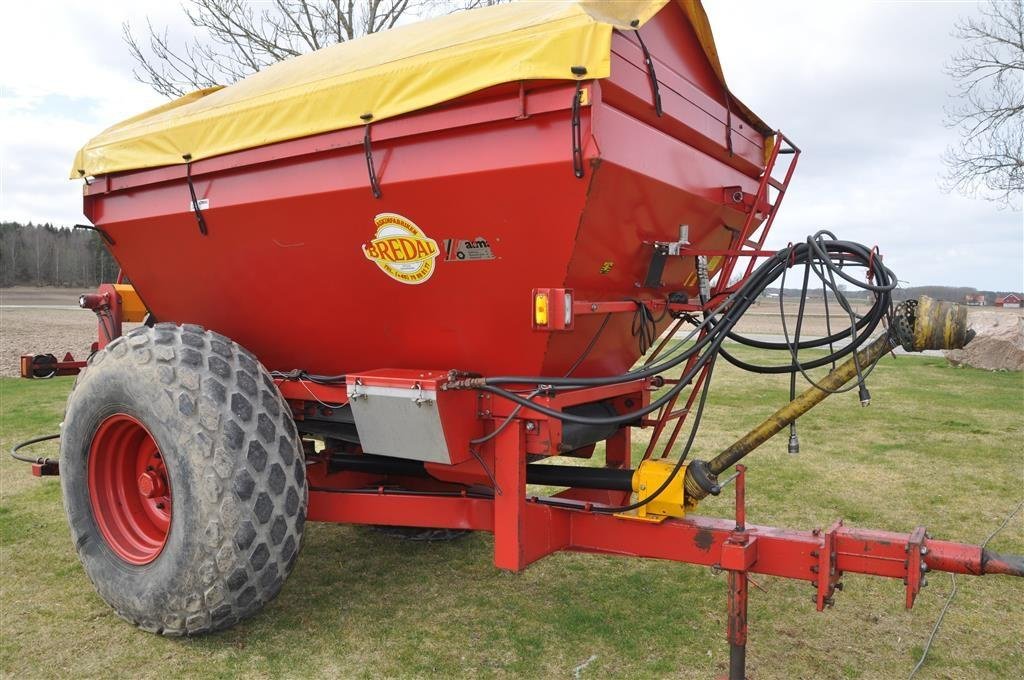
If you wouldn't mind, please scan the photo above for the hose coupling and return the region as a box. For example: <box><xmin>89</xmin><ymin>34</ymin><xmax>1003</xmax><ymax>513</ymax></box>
<box><xmin>787</xmin><ymin>426</ymin><xmax>800</xmax><ymax>454</ymax></box>
<box><xmin>443</xmin><ymin>377</ymin><xmax>486</xmax><ymax>390</ymax></box>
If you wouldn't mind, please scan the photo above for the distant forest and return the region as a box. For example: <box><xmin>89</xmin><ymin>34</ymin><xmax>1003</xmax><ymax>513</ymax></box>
<box><xmin>0</xmin><ymin>221</ymin><xmax>1015</xmax><ymax>302</ymax></box>
<box><xmin>890</xmin><ymin>286</ymin><xmax>1015</xmax><ymax>304</ymax></box>
<box><xmin>773</xmin><ymin>286</ymin><xmax>1016</xmax><ymax>304</ymax></box>
<box><xmin>1</xmin><ymin>221</ymin><xmax>119</xmax><ymax>287</ymax></box>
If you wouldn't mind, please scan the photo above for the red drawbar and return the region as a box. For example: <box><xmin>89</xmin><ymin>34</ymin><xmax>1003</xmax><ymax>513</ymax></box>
<box><xmin>87</xmin><ymin>414</ymin><xmax>171</xmax><ymax>565</ymax></box>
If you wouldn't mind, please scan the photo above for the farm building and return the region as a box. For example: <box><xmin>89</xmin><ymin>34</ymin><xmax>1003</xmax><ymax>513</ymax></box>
<box><xmin>964</xmin><ymin>293</ymin><xmax>987</xmax><ymax>306</ymax></box>
<box><xmin>995</xmin><ymin>294</ymin><xmax>1022</xmax><ymax>308</ymax></box>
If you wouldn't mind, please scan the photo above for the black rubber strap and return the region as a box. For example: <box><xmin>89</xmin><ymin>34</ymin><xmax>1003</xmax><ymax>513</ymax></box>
<box><xmin>634</xmin><ymin>29</ymin><xmax>663</xmax><ymax>117</ymax></box>
<box><xmin>73</xmin><ymin>224</ymin><xmax>115</xmax><ymax>245</ymax></box>
<box><xmin>571</xmin><ymin>78</ymin><xmax>585</xmax><ymax>179</ymax></box>
<box><xmin>183</xmin><ymin>154</ymin><xmax>208</xmax><ymax>236</ymax></box>
<box><xmin>361</xmin><ymin>114</ymin><xmax>382</xmax><ymax>199</ymax></box>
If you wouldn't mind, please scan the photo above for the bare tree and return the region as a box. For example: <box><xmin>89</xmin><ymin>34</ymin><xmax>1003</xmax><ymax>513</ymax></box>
<box><xmin>124</xmin><ymin>0</ymin><xmax>504</xmax><ymax>98</ymax></box>
<box><xmin>944</xmin><ymin>0</ymin><xmax>1024</xmax><ymax>207</ymax></box>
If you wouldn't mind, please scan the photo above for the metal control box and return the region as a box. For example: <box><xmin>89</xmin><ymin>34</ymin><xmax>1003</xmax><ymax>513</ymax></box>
<box><xmin>346</xmin><ymin>369</ymin><xmax>480</xmax><ymax>464</ymax></box>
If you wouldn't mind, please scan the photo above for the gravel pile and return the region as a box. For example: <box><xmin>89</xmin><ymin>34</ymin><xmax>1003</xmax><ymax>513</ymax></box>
<box><xmin>944</xmin><ymin>309</ymin><xmax>1024</xmax><ymax>371</ymax></box>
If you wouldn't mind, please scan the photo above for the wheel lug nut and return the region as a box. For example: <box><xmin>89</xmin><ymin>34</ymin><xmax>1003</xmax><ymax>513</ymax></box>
<box><xmin>138</xmin><ymin>470</ymin><xmax>165</xmax><ymax>498</ymax></box>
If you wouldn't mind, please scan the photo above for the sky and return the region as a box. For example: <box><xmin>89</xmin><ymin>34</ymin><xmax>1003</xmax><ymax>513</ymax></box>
<box><xmin>1</xmin><ymin>0</ymin><xmax>1021</xmax><ymax>291</ymax></box>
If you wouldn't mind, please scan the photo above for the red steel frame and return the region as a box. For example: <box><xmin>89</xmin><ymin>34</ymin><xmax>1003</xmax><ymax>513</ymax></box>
<box><xmin>19</xmin><ymin>8</ymin><xmax>1018</xmax><ymax>671</ymax></box>
<box><xmin>28</xmin><ymin>128</ymin><xmax>1021</xmax><ymax>677</ymax></box>
<box><xmin>277</xmin><ymin>364</ymin><xmax>1019</xmax><ymax>679</ymax></box>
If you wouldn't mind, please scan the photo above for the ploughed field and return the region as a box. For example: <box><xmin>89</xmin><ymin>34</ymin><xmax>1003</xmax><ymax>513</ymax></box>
<box><xmin>1</xmin><ymin>342</ymin><xmax>1021</xmax><ymax>679</ymax></box>
<box><xmin>0</xmin><ymin>288</ymin><xmax>140</xmax><ymax>377</ymax></box>
<box><xmin>5</xmin><ymin>286</ymin><xmax>1020</xmax><ymax>377</ymax></box>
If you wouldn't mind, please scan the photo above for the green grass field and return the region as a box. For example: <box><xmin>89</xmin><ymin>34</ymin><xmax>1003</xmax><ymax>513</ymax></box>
<box><xmin>1</xmin><ymin>350</ymin><xmax>1021</xmax><ymax>679</ymax></box>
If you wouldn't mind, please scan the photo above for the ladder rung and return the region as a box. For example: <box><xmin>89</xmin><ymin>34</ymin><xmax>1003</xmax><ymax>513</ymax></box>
<box><xmin>743</xmin><ymin>239</ymin><xmax>759</xmax><ymax>249</ymax></box>
<box><xmin>767</xmin><ymin>177</ymin><xmax>785</xmax><ymax>191</ymax></box>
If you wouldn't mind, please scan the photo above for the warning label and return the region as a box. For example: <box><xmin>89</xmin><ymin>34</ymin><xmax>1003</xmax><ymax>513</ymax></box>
<box><xmin>443</xmin><ymin>238</ymin><xmax>497</xmax><ymax>262</ymax></box>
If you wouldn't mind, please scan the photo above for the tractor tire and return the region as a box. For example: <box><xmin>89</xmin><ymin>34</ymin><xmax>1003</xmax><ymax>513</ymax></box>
<box><xmin>59</xmin><ymin>323</ymin><xmax>307</xmax><ymax>635</ymax></box>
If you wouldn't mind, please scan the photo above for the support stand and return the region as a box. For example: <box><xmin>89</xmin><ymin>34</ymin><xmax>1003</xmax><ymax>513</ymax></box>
<box><xmin>724</xmin><ymin>465</ymin><xmax>749</xmax><ymax>680</ymax></box>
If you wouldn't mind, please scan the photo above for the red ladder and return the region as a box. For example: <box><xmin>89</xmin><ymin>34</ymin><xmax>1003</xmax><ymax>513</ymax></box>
<box><xmin>640</xmin><ymin>131</ymin><xmax>801</xmax><ymax>461</ymax></box>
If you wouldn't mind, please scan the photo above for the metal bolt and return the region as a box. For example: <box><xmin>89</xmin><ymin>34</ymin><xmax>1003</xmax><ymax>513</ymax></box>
<box><xmin>525</xmin><ymin>421</ymin><xmax>536</xmax><ymax>432</ymax></box>
<box><xmin>920</xmin><ymin>546</ymin><xmax>928</xmax><ymax>556</ymax></box>
<box><xmin>810</xmin><ymin>550</ymin><xmax>819</xmax><ymax>558</ymax></box>
<box><xmin>591</xmin><ymin>304</ymin><xmax>598</xmax><ymax>312</ymax></box>
<box><xmin>810</xmin><ymin>565</ymin><xmax>819</xmax><ymax>573</ymax></box>
<box><xmin>823</xmin><ymin>597</ymin><xmax>835</xmax><ymax>607</ymax></box>
<box><xmin>835</xmin><ymin>582</ymin><xmax>844</xmax><ymax>591</ymax></box>
<box><xmin>921</xmin><ymin>563</ymin><xmax>929</xmax><ymax>572</ymax></box>
<box><xmin>812</xmin><ymin>528</ymin><xmax>821</xmax><ymax>536</ymax></box>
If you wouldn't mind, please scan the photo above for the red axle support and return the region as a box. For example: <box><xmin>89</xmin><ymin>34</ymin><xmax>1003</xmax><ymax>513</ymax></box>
<box><xmin>305</xmin><ymin>489</ymin><xmax>1020</xmax><ymax>587</ymax></box>
<box><xmin>19</xmin><ymin>277</ymin><xmax>147</xmax><ymax>380</ymax></box>
<box><xmin>79</xmin><ymin>283</ymin><xmax>124</xmax><ymax>349</ymax></box>
<box><xmin>19</xmin><ymin>352</ymin><xmax>89</xmax><ymax>379</ymax></box>
<box><xmin>304</xmin><ymin>482</ymin><xmax>1020</xmax><ymax>586</ymax></box>
<box><xmin>304</xmin><ymin>458</ymin><xmax>1021</xmax><ymax>677</ymax></box>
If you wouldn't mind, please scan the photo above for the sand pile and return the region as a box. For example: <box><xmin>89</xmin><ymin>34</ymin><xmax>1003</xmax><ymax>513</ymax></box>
<box><xmin>944</xmin><ymin>310</ymin><xmax>1024</xmax><ymax>371</ymax></box>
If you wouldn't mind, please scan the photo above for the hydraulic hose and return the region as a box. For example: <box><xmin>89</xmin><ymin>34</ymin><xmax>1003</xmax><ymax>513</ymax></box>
<box><xmin>684</xmin><ymin>297</ymin><xmax>974</xmax><ymax>501</ymax></box>
<box><xmin>10</xmin><ymin>433</ymin><xmax>60</xmax><ymax>465</ymax></box>
<box><xmin>450</xmin><ymin>235</ymin><xmax>898</xmax><ymax>430</ymax></box>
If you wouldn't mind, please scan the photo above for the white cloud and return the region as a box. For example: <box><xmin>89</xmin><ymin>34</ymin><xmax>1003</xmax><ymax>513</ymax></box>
<box><xmin>0</xmin><ymin>1</ymin><xmax>180</xmax><ymax>224</ymax></box>
<box><xmin>1</xmin><ymin>1</ymin><xmax>1021</xmax><ymax>290</ymax></box>
<box><xmin>706</xmin><ymin>0</ymin><xmax>1023</xmax><ymax>291</ymax></box>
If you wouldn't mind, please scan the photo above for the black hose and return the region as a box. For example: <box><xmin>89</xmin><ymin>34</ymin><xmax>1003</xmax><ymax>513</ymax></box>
<box><xmin>473</xmin><ymin>235</ymin><xmax>896</xmax><ymax>427</ymax></box>
<box><xmin>10</xmin><ymin>433</ymin><xmax>60</xmax><ymax>465</ymax></box>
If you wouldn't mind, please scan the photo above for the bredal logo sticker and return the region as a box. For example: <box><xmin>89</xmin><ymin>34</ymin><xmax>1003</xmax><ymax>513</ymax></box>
<box><xmin>362</xmin><ymin>213</ymin><xmax>439</xmax><ymax>284</ymax></box>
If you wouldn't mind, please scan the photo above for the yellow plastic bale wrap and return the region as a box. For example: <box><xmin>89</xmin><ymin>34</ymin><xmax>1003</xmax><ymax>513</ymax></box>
<box><xmin>72</xmin><ymin>0</ymin><xmax>766</xmax><ymax>178</ymax></box>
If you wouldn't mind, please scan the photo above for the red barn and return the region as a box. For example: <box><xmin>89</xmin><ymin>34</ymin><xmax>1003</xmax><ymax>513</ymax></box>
<box><xmin>995</xmin><ymin>294</ymin><xmax>1022</xmax><ymax>308</ymax></box>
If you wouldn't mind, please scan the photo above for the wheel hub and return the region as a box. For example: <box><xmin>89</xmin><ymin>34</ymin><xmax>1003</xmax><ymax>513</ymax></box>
<box><xmin>87</xmin><ymin>414</ymin><xmax>171</xmax><ymax>565</ymax></box>
<box><xmin>137</xmin><ymin>469</ymin><xmax>166</xmax><ymax>499</ymax></box>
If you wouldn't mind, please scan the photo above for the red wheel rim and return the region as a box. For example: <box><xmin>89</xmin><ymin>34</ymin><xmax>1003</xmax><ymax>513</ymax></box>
<box><xmin>87</xmin><ymin>414</ymin><xmax>171</xmax><ymax>565</ymax></box>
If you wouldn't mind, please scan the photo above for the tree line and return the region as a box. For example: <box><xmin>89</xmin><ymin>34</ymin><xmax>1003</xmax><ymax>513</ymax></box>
<box><xmin>769</xmin><ymin>285</ymin><xmax>1016</xmax><ymax>304</ymax></box>
<box><xmin>1</xmin><ymin>221</ymin><xmax>120</xmax><ymax>288</ymax></box>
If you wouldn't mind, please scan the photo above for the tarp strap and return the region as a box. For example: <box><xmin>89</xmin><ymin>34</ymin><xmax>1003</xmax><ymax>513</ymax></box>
<box><xmin>183</xmin><ymin>155</ymin><xmax>209</xmax><ymax>236</ymax></box>
<box><xmin>74</xmin><ymin>223</ymin><xmax>116</xmax><ymax>246</ymax></box>
<box><xmin>571</xmin><ymin>73</ymin><xmax>586</xmax><ymax>179</ymax></box>
<box><xmin>362</xmin><ymin>116</ymin><xmax>382</xmax><ymax>199</ymax></box>
<box><xmin>632</xmin><ymin>25</ymin><xmax>663</xmax><ymax>117</ymax></box>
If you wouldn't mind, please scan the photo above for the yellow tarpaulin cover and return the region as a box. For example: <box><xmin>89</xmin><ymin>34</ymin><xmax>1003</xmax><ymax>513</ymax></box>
<box><xmin>72</xmin><ymin>0</ymin><xmax>767</xmax><ymax>178</ymax></box>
